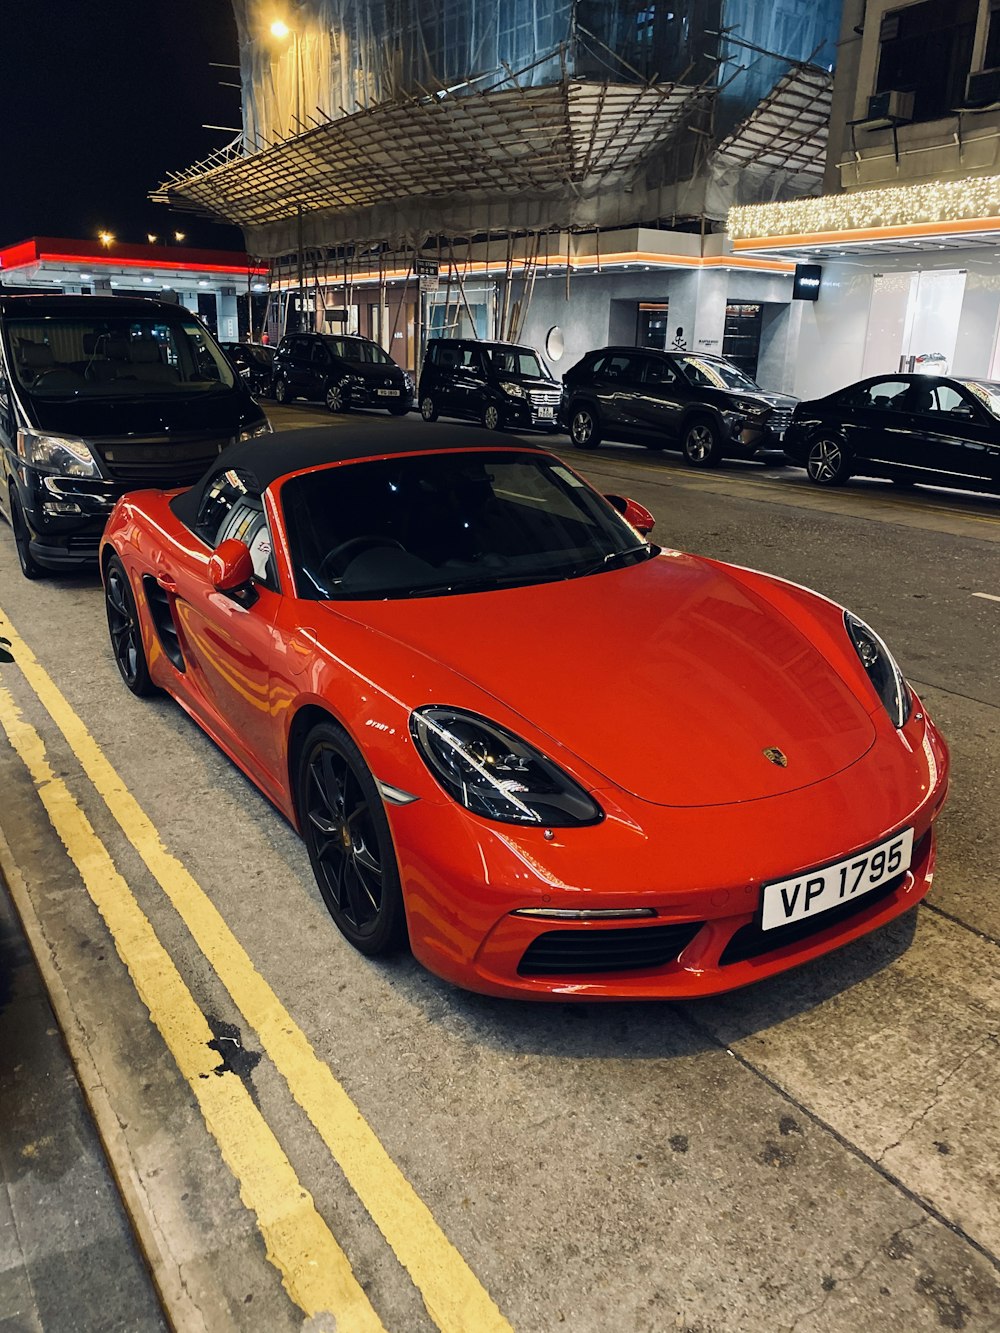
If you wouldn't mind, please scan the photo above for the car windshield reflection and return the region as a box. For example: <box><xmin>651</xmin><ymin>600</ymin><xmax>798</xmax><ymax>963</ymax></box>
<box><xmin>280</xmin><ymin>452</ymin><xmax>654</xmax><ymax>600</ymax></box>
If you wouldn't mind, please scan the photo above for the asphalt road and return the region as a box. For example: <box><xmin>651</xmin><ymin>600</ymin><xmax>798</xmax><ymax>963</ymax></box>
<box><xmin>0</xmin><ymin>400</ymin><xmax>998</xmax><ymax>1332</ymax></box>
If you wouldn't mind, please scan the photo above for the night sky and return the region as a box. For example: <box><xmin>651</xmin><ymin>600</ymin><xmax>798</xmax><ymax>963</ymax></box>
<box><xmin>3</xmin><ymin>0</ymin><xmax>246</xmax><ymax>251</ymax></box>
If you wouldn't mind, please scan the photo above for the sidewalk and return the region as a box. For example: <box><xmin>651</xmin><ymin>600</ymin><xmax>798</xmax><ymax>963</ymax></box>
<box><xmin>0</xmin><ymin>873</ymin><xmax>165</xmax><ymax>1333</ymax></box>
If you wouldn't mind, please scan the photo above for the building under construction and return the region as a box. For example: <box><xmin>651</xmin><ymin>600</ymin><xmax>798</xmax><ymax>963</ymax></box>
<box><xmin>156</xmin><ymin>0</ymin><xmax>840</xmax><ymax>383</ymax></box>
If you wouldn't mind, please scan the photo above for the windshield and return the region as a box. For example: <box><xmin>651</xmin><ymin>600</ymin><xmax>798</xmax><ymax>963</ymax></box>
<box><xmin>484</xmin><ymin>347</ymin><xmax>548</xmax><ymax>378</ymax></box>
<box><xmin>5</xmin><ymin>315</ymin><xmax>236</xmax><ymax>400</ymax></box>
<box><xmin>322</xmin><ymin>335</ymin><xmax>394</xmax><ymax>365</ymax></box>
<box><xmin>963</xmin><ymin>380</ymin><xmax>1000</xmax><ymax>417</ymax></box>
<box><xmin>676</xmin><ymin>356</ymin><xmax>760</xmax><ymax>391</ymax></box>
<box><xmin>280</xmin><ymin>451</ymin><xmax>653</xmax><ymax>600</ymax></box>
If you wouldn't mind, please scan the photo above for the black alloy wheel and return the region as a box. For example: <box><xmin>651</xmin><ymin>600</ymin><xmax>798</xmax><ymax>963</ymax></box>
<box><xmin>9</xmin><ymin>487</ymin><xmax>44</xmax><ymax>580</ymax></box>
<box><xmin>482</xmin><ymin>402</ymin><xmax>504</xmax><ymax>431</ymax></box>
<box><xmin>569</xmin><ymin>402</ymin><xmax>602</xmax><ymax>448</ymax></box>
<box><xmin>682</xmin><ymin>417</ymin><xmax>722</xmax><ymax>468</ymax></box>
<box><xmin>297</xmin><ymin>722</ymin><xmax>407</xmax><ymax>956</ymax></box>
<box><xmin>420</xmin><ymin>395</ymin><xmax>439</xmax><ymax>422</ymax></box>
<box><xmin>806</xmin><ymin>435</ymin><xmax>851</xmax><ymax>486</ymax></box>
<box><xmin>104</xmin><ymin>555</ymin><xmax>156</xmax><ymax>696</ymax></box>
<box><xmin>274</xmin><ymin>376</ymin><xmax>291</xmax><ymax>405</ymax></box>
<box><xmin>325</xmin><ymin>381</ymin><xmax>351</xmax><ymax>413</ymax></box>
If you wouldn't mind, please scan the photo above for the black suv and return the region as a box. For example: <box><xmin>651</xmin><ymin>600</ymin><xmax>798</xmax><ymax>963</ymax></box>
<box><xmin>418</xmin><ymin>339</ymin><xmax>562</xmax><ymax>432</ymax></box>
<box><xmin>561</xmin><ymin>346</ymin><xmax>797</xmax><ymax>466</ymax></box>
<box><xmin>272</xmin><ymin>332</ymin><xmax>412</xmax><ymax>414</ymax></box>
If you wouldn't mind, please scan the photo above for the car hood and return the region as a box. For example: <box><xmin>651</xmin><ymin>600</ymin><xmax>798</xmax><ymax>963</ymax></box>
<box><xmin>499</xmin><ymin>374</ymin><xmax>560</xmax><ymax>389</ymax></box>
<box><xmin>343</xmin><ymin>361</ymin><xmax>407</xmax><ymax>384</ymax></box>
<box><xmin>20</xmin><ymin>387</ymin><xmax>258</xmax><ymax>437</ymax></box>
<box><xmin>738</xmin><ymin>390</ymin><xmax>799</xmax><ymax>411</ymax></box>
<box><xmin>333</xmin><ymin>554</ymin><xmax>876</xmax><ymax>807</ymax></box>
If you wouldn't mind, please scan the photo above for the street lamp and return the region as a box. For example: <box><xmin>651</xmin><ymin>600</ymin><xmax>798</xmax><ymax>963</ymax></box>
<box><xmin>173</xmin><ymin>231</ymin><xmax>186</xmax><ymax>244</ymax></box>
<box><xmin>98</xmin><ymin>230</ymin><xmax>115</xmax><ymax>248</ymax></box>
<box><xmin>147</xmin><ymin>233</ymin><xmax>158</xmax><ymax>244</ymax></box>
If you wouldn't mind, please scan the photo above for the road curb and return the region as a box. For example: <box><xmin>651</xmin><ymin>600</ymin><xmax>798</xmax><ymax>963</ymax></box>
<box><xmin>0</xmin><ymin>820</ymin><xmax>195</xmax><ymax>1333</ymax></box>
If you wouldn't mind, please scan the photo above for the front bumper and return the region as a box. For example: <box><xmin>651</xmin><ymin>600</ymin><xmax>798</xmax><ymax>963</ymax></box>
<box><xmin>16</xmin><ymin>468</ymin><xmax>124</xmax><ymax>567</ymax></box>
<box><xmin>388</xmin><ymin>701</ymin><xmax>949</xmax><ymax>1000</ymax></box>
<box><xmin>345</xmin><ymin>383</ymin><xmax>413</xmax><ymax>410</ymax></box>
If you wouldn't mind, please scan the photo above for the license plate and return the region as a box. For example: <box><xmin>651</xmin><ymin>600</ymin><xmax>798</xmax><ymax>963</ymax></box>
<box><xmin>761</xmin><ymin>828</ymin><xmax>913</xmax><ymax>931</ymax></box>
<box><xmin>377</xmin><ymin>389</ymin><xmax>399</xmax><ymax>397</ymax></box>
<box><xmin>536</xmin><ymin>405</ymin><xmax>554</xmax><ymax>419</ymax></box>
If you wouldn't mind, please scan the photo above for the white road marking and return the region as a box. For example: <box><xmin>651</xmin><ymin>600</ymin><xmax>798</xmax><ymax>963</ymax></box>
<box><xmin>971</xmin><ymin>592</ymin><xmax>1000</xmax><ymax>603</ymax></box>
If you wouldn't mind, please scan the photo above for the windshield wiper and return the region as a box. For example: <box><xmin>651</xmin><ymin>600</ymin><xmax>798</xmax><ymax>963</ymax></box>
<box><xmin>569</xmin><ymin>543</ymin><xmax>658</xmax><ymax>580</ymax></box>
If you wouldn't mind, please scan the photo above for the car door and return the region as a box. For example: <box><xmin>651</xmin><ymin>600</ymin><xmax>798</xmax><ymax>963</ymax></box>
<box><xmin>167</xmin><ymin>474</ymin><xmax>283</xmax><ymax>790</ymax></box>
<box><xmin>633</xmin><ymin>354</ymin><xmax>686</xmax><ymax>439</ymax></box>
<box><xmin>308</xmin><ymin>340</ymin><xmax>332</xmax><ymax>397</ymax></box>
<box><xmin>589</xmin><ymin>352</ymin><xmax>644</xmax><ymax>430</ymax></box>
<box><xmin>451</xmin><ymin>345</ymin><xmax>489</xmax><ymax>419</ymax></box>
<box><xmin>899</xmin><ymin>379</ymin><xmax>1000</xmax><ymax>486</ymax></box>
<box><xmin>840</xmin><ymin>377</ymin><xmax>915</xmax><ymax>472</ymax></box>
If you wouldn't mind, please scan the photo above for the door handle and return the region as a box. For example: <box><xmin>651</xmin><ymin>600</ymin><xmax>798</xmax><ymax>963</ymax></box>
<box><xmin>156</xmin><ymin>572</ymin><xmax>177</xmax><ymax>592</ymax></box>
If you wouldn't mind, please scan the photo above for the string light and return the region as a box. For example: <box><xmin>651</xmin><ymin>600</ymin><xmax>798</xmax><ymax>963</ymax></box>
<box><xmin>729</xmin><ymin>174</ymin><xmax>1000</xmax><ymax>241</ymax></box>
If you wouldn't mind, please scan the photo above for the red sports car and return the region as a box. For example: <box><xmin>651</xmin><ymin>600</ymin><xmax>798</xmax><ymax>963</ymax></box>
<box><xmin>100</xmin><ymin>424</ymin><xmax>949</xmax><ymax>1000</ymax></box>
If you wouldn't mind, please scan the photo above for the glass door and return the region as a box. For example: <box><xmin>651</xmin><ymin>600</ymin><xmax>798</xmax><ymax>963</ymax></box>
<box><xmin>862</xmin><ymin>270</ymin><xmax>967</xmax><ymax>378</ymax></box>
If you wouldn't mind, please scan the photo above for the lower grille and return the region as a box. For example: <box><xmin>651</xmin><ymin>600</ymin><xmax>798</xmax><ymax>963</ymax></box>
<box><xmin>518</xmin><ymin>921</ymin><xmax>704</xmax><ymax>976</ymax></box>
<box><xmin>767</xmin><ymin>408</ymin><xmax>794</xmax><ymax>435</ymax></box>
<box><xmin>67</xmin><ymin>535</ymin><xmax>101</xmax><ymax>553</ymax></box>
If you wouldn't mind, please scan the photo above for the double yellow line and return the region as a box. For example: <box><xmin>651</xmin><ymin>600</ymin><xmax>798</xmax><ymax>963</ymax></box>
<box><xmin>0</xmin><ymin>606</ymin><xmax>511</xmax><ymax>1333</ymax></box>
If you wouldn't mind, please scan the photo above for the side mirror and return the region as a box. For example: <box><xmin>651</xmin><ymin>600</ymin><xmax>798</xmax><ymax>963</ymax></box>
<box><xmin>951</xmin><ymin>403</ymin><xmax>975</xmax><ymax>419</ymax></box>
<box><xmin>209</xmin><ymin>538</ymin><xmax>256</xmax><ymax>594</ymax></box>
<box><xmin>605</xmin><ymin>494</ymin><xmax>655</xmax><ymax>536</ymax></box>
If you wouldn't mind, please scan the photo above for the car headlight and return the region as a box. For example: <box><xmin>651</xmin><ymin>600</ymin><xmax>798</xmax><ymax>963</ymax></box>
<box><xmin>410</xmin><ymin>707</ymin><xmax>603</xmax><ymax>827</ymax></box>
<box><xmin>17</xmin><ymin>429</ymin><xmax>100</xmax><ymax>478</ymax></box>
<box><xmin>500</xmin><ymin>381</ymin><xmax>527</xmax><ymax>400</ymax></box>
<box><xmin>731</xmin><ymin>398</ymin><xmax>768</xmax><ymax>417</ymax></box>
<box><xmin>844</xmin><ymin>611</ymin><xmax>911</xmax><ymax>728</ymax></box>
<box><xmin>238</xmin><ymin>421</ymin><xmax>272</xmax><ymax>442</ymax></box>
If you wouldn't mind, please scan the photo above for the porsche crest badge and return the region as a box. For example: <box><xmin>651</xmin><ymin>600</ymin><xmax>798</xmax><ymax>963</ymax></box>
<box><xmin>763</xmin><ymin>746</ymin><xmax>788</xmax><ymax>768</ymax></box>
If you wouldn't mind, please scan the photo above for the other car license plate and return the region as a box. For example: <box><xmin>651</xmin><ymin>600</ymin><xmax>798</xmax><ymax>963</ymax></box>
<box><xmin>536</xmin><ymin>405</ymin><xmax>554</xmax><ymax>419</ymax></box>
<box><xmin>761</xmin><ymin>828</ymin><xmax>913</xmax><ymax>931</ymax></box>
<box><xmin>377</xmin><ymin>389</ymin><xmax>399</xmax><ymax>397</ymax></box>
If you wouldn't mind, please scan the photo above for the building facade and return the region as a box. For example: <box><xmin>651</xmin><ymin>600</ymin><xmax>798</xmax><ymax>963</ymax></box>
<box><xmin>731</xmin><ymin>0</ymin><xmax>1000</xmax><ymax>398</ymax></box>
<box><xmin>158</xmin><ymin>0</ymin><xmax>842</xmax><ymax>387</ymax></box>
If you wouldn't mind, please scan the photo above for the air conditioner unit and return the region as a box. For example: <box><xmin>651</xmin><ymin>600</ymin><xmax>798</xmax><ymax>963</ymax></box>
<box><xmin>966</xmin><ymin>68</ymin><xmax>1000</xmax><ymax>107</ymax></box>
<box><xmin>865</xmin><ymin>89</ymin><xmax>914</xmax><ymax>122</ymax></box>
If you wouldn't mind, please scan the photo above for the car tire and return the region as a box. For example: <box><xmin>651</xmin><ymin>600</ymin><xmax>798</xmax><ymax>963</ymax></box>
<box><xmin>104</xmin><ymin>555</ymin><xmax>156</xmax><ymax>696</ymax></box>
<box><xmin>9</xmin><ymin>487</ymin><xmax>44</xmax><ymax>580</ymax></box>
<box><xmin>569</xmin><ymin>402</ymin><xmax>602</xmax><ymax>448</ymax></box>
<box><xmin>806</xmin><ymin>435</ymin><xmax>851</xmax><ymax>486</ymax></box>
<box><xmin>296</xmin><ymin>720</ymin><xmax>408</xmax><ymax>957</ymax></box>
<box><xmin>482</xmin><ymin>402</ymin><xmax>504</xmax><ymax>431</ymax></box>
<box><xmin>275</xmin><ymin>376</ymin><xmax>291</xmax><ymax>405</ymax></box>
<box><xmin>420</xmin><ymin>396</ymin><xmax>439</xmax><ymax>422</ymax></box>
<box><xmin>388</xmin><ymin>400</ymin><xmax>410</xmax><ymax>416</ymax></box>
<box><xmin>325</xmin><ymin>381</ymin><xmax>351</xmax><ymax>413</ymax></box>
<box><xmin>682</xmin><ymin>417</ymin><xmax>723</xmax><ymax>468</ymax></box>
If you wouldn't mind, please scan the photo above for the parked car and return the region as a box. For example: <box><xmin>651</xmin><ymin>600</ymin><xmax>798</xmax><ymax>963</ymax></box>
<box><xmin>101</xmin><ymin>423</ymin><xmax>947</xmax><ymax>1000</ymax></box>
<box><xmin>272</xmin><ymin>332</ymin><xmax>412</xmax><ymax>414</ymax></box>
<box><xmin>0</xmin><ymin>294</ymin><xmax>270</xmax><ymax>579</ymax></box>
<box><xmin>782</xmin><ymin>373</ymin><xmax>1000</xmax><ymax>494</ymax></box>
<box><xmin>220</xmin><ymin>340</ymin><xmax>275</xmax><ymax>397</ymax></box>
<box><xmin>561</xmin><ymin>346</ymin><xmax>797</xmax><ymax>466</ymax></box>
<box><xmin>418</xmin><ymin>338</ymin><xmax>562</xmax><ymax>432</ymax></box>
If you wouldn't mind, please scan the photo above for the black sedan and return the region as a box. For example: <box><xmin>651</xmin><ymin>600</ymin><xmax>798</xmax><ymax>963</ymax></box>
<box><xmin>219</xmin><ymin>342</ymin><xmax>275</xmax><ymax>397</ymax></box>
<box><xmin>783</xmin><ymin>374</ymin><xmax>1000</xmax><ymax>495</ymax></box>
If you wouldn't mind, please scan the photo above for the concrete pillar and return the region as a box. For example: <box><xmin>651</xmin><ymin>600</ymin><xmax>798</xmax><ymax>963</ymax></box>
<box><xmin>216</xmin><ymin>288</ymin><xmax>239</xmax><ymax>342</ymax></box>
<box><xmin>690</xmin><ymin>271</ymin><xmax>729</xmax><ymax>358</ymax></box>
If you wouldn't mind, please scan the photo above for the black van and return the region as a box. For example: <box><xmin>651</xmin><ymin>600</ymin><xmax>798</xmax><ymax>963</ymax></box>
<box><xmin>418</xmin><ymin>339</ymin><xmax>562</xmax><ymax>432</ymax></box>
<box><xmin>0</xmin><ymin>295</ymin><xmax>270</xmax><ymax>578</ymax></box>
<box><xmin>271</xmin><ymin>332</ymin><xmax>412</xmax><ymax>414</ymax></box>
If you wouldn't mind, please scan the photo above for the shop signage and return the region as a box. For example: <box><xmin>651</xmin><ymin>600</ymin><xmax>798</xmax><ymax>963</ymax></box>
<box><xmin>414</xmin><ymin>259</ymin><xmax>440</xmax><ymax>277</ymax></box>
<box><xmin>793</xmin><ymin>264</ymin><xmax>822</xmax><ymax>301</ymax></box>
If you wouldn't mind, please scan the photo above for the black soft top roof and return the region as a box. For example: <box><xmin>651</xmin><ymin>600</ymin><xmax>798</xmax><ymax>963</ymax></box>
<box><xmin>170</xmin><ymin>421</ymin><xmax>542</xmax><ymax>528</ymax></box>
